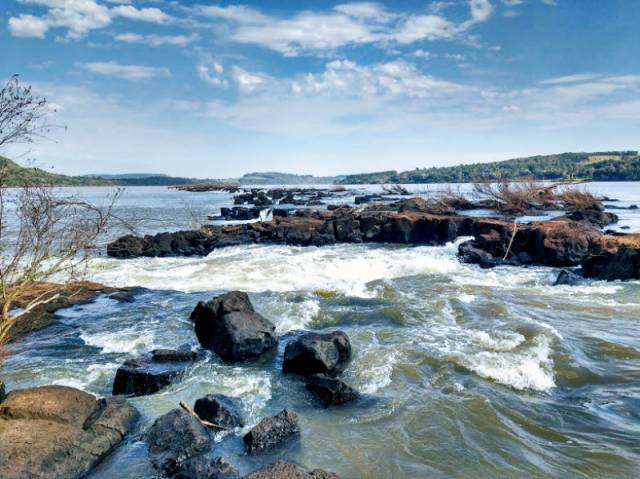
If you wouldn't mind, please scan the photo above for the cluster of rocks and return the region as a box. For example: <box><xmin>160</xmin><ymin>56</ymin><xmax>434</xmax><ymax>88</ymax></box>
<box><xmin>231</xmin><ymin>188</ymin><xmax>350</xmax><ymax>211</ymax></box>
<box><xmin>105</xmin><ymin>291</ymin><xmax>348</xmax><ymax>478</ymax></box>
<box><xmin>107</xmin><ymin>197</ymin><xmax>640</xmax><ymax>281</ymax></box>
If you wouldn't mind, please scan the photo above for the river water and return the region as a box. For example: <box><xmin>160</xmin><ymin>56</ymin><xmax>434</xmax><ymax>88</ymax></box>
<box><xmin>2</xmin><ymin>183</ymin><xmax>640</xmax><ymax>478</ymax></box>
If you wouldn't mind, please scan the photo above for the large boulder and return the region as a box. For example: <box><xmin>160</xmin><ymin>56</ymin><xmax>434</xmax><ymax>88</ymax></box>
<box><xmin>193</xmin><ymin>394</ymin><xmax>244</xmax><ymax>428</ymax></box>
<box><xmin>305</xmin><ymin>374</ymin><xmax>358</xmax><ymax>407</ymax></box>
<box><xmin>243</xmin><ymin>410</ymin><xmax>300</xmax><ymax>454</ymax></box>
<box><xmin>191</xmin><ymin>291</ymin><xmax>278</xmax><ymax>363</ymax></box>
<box><xmin>283</xmin><ymin>331</ymin><xmax>352</xmax><ymax>377</ymax></box>
<box><xmin>554</xmin><ymin>269</ymin><xmax>586</xmax><ymax>286</ymax></box>
<box><xmin>0</xmin><ymin>385</ymin><xmax>138</xmax><ymax>479</ymax></box>
<box><xmin>112</xmin><ymin>347</ymin><xmax>200</xmax><ymax>396</ymax></box>
<box><xmin>582</xmin><ymin>247</ymin><xmax>640</xmax><ymax>281</ymax></box>
<box><xmin>245</xmin><ymin>461</ymin><xmax>339</xmax><ymax>479</ymax></box>
<box><xmin>145</xmin><ymin>408</ymin><xmax>211</xmax><ymax>475</ymax></box>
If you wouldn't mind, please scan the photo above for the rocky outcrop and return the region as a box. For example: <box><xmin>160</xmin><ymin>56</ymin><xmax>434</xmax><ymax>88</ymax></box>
<box><xmin>243</xmin><ymin>410</ymin><xmax>300</xmax><ymax>454</ymax></box>
<box><xmin>245</xmin><ymin>461</ymin><xmax>339</xmax><ymax>479</ymax></box>
<box><xmin>582</xmin><ymin>246</ymin><xmax>640</xmax><ymax>281</ymax></box>
<box><xmin>283</xmin><ymin>331</ymin><xmax>351</xmax><ymax>377</ymax></box>
<box><xmin>145</xmin><ymin>408</ymin><xmax>211</xmax><ymax>476</ymax></box>
<box><xmin>305</xmin><ymin>374</ymin><xmax>358</xmax><ymax>406</ymax></box>
<box><xmin>564</xmin><ymin>208</ymin><xmax>619</xmax><ymax>227</ymax></box>
<box><xmin>191</xmin><ymin>291</ymin><xmax>278</xmax><ymax>363</ymax></box>
<box><xmin>4</xmin><ymin>281</ymin><xmax>136</xmax><ymax>341</ymax></box>
<box><xmin>106</xmin><ymin>209</ymin><xmax>470</xmax><ymax>258</ymax></box>
<box><xmin>0</xmin><ymin>385</ymin><xmax>138</xmax><ymax>479</ymax></box>
<box><xmin>112</xmin><ymin>347</ymin><xmax>200</xmax><ymax>396</ymax></box>
<box><xmin>193</xmin><ymin>394</ymin><xmax>244</xmax><ymax>428</ymax></box>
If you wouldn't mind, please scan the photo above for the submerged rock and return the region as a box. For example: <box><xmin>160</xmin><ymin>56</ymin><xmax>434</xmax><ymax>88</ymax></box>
<box><xmin>173</xmin><ymin>456</ymin><xmax>240</xmax><ymax>479</ymax></box>
<box><xmin>554</xmin><ymin>269</ymin><xmax>586</xmax><ymax>286</ymax></box>
<box><xmin>145</xmin><ymin>408</ymin><xmax>211</xmax><ymax>475</ymax></box>
<box><xmin>245</xmin><ymin>461</ymin><xmax>339</xmax><ymax>479</ymax></box>
<box><xmin>192</xmin><ymin>291</ymin><xmax>278</xmax><ymax>363</ymax></box>
<box><xmin>243</xmin><ymin>410</ymin><xmax>300</xmax><ymax>454</ymax></box>
<box><xmin>305</xmin><ymin>374</ymin><xmax>358</xmax><ymax>406</ymax></box>
<box><xmin>112</xmin><ymin>346</ymin><xmax>199</xmax><ymax>396</ymax></box>
<box><xmin>283</xmin><ymin>331</ymin><xmax>352</xmax><ymax>377</ymax></box>
<box><xmin>0</xmin><ymin>385</ymin><xmax>138</xmax><ymax>479</ymax></box>
<box><xmin>193</xmin><ymin>394</ymin><xmax>244</xmax><ymax>428</ymax></box>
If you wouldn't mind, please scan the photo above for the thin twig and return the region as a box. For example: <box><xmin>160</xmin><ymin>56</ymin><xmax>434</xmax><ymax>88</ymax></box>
<box><xmin>179</xmin><ymin>401</ymin><xmax>227</xmax><ymax>430</ymax></box>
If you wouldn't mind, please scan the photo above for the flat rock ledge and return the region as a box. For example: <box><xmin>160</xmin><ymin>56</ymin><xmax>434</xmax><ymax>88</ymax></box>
<box><xmin>0</xmin><ymin>385</ymin><xmax>138</xmax><ymax>479</ymax></box>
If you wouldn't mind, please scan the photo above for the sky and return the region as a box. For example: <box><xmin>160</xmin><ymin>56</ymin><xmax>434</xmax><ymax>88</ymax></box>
<box><xmin>1</xmin><ymin>0</ymin><xmax>639</xmax><ymax>177</ymax></box>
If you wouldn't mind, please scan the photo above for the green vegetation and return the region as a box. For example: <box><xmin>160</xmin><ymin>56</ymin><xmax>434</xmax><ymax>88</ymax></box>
<box><xmin>338</xmin><ymin>151</ymin><xmax>640</xmax><ymax>184</ymax></box>
<box><xmin>240</xmin><ymin>171</ymin><xmax>345</xmax><ymax>185</ymax></box>
<box><xmin>0</xmin><ymin>157</ymin><xmax>113</xmax><ymax>186</ymax></box>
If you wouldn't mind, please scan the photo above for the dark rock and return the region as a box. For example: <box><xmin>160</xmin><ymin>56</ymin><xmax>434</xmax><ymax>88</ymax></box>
<box><xmin>109</xmin><ymin>291</ymin><xmax>136</xmax><ymax>303</ymax></box>
<box><xmin>273</xmin><ymin>208</ymin><xmax>289</xmax><ymax>217</ymax></box>
<box><xmin>193</xmin><ymin>394</ymin><xmax>244</xmax><ymax>428</ymax></box>
<box><xmin>0</xmin><ymin>385</ymin><xmax>138</xmax><ymax>479</ymax></box>
<box><xmin>0</xmin><ymin>380</ymin><xmax>4</xmax><ymax>403</ymax></box>
<box><xmin>621</xmin><ymin>226</ymin><xmax>631</xmax><ymax>230</ymax></box>
<box><xmin>283</xmin><ymin>331</ymin><xmax>351</xmax><ymax>377</ymax></box>
<box><xmin>254</xmin><ymin>192</ymin><xmax>273</xmax><ymax>207</ymax></box>
<box><xmin>173</xmin><ymin>456</ymin><xmax>240</xmax><ymax>479</ymax></box>
<box><xmin>192</xmin><ymin>291</ymin><xmax>277</xmax><ymax>363</ymax></box>
<box><xmin>458</xmin><ymin>240</ymin><xmax>493</xmax><ymax>264</ymax></box>
<box><xmin>145</xmin><ymin>408</ymin><xmax>211</xmax><ymax>475</ymax></box>
<box><xmin>245</xmin><ymin>461</ymin><xmax>339</xmax><ymax>479</ymax></box>
<box><xmin>243</xmin><ymin>410</ymin><xmax>300</xmax><ymax>454</ymax></box>
<box><xmin>630</xmin><ymin>204</ymin><xmax>638</xmax><ymax>210</ymax></box>
<box><xmin>554</xmin><ymin>269</ymin><xmax>586</xmax><ymax>286</ymax></box>
<box><xmin>582</xmin><ymin>247</ymin><xmax>640</xmax><ymax>281</ymax></box>
<box><xmin>565</xmin><ymin>209</ymin><xmax>618</xmax><ymax>227</ymax></box>
<box><xmin>398</xmin><ymin>197</ymin><xmax>455</xmax><ymax>215</ymax></box>
<box><xmin>305</xmin><ymin>374</ymin><xmax>358</xmax><ymax>406</ymax></box>
<box><xmin>112</xmin><ymin>347</ymin><xmax>199</xmax><ymax>396</ymax></box>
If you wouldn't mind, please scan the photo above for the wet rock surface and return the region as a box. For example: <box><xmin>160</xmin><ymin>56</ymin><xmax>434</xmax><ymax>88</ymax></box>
<box><xmin>283</xmin><ymin>331</ymin><xmax>351</xmax><ymax>377</ymax></box>
<box><xmin>305</xmin><ymin>374</ymin><xmax>358</xmax><ymax>406</ymax></box>
<box><xmin>0</xmin><ymin>385</ymin><xmax>138</xmax><ymax>479</ymax></box>
<box><xmin>194</xmin><ymin>394</ymin><xmax>244</xmax><ymax>428</ymax></box>
<box><xmin>112</xmin><ymin>346</ymin><xmax>199</xmax><ymax>396</ymax></box>
<box><xmin>554</xmin><ymin>269</ymin><xmax>586</xmax><ymax>286</ymax></box>
<box><xmin>244</xmin><ymin>410</ymin><xmax>300</xmax><ymax>454</ymax></box>
<box><xmin>145</xmin><ymin>408</ymin><xmax>211</xmax><ymax>475</ymax></box>
<box><xmin>192</xmin><ymin>291</ymin><xmax>278</xmax><ymax>362</ymax></box>
<box><xmin>245</xmin><ymin>461</ymin><xmax>339</xmax><ymax>479</ymax></box>
<box><xmin>174</xmin><ymin>456</ymin><xmax>240</xmax><ymax>479</ymax></box>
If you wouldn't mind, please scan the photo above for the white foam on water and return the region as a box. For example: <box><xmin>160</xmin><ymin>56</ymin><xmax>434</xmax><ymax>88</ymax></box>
<box><xmin>52</xmin><ymin>363</ymin><xmax>118</xmax><ymax>391</ymax></box>
<box><xmin>80</xmin><ymin>328</ymin><xmax>156</xmax><ymax>354</ymax></box>
<box><xmin>261</xmin><ymin>298</ymin><xmax>320</xmax><ymax>333</ymax></box>
<box><xmin>348</xmin><ymin>333</ymin><xmax>399</xmax><ymax>394</ymax></box>
<box><xmin>460</xmin><ymin>335</ymin><xmax>556</xmax><ymax>391</ymax></box>
<box><xmin>87</xmin><ymin>243</ymin><xmax>461</xmax><ymax>297</ymax></box>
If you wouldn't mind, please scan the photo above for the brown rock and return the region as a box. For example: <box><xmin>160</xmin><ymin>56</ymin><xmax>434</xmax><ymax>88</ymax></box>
<box><xmin>245</xmin><ymin>461</ymin><xmax>339</xmax><ymax>479</ymax></box>
<box><xmin>0</xmin><ymin>385</ymin><xmax>138</xmax><ymax>479</ymax></box>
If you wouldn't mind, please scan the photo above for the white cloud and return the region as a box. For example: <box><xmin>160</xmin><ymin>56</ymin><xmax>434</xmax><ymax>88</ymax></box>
<box><xmin>111</xmin><ymin>5</ymin><xmax>171</xmax><ymax>23</ymax></box>
<box><xmin>78</xmin><ymin>61</ymin><xmax>171</xmax><ymax>80</ymax></box>
<box><xmin>540</xmin><ymin>73</ymin><xmax>601</xmax><ymax>85</ymax></box>
<box><xmin>8</xmin><ymin>0</ymin><xmax>171</xmax><ymax>39</ymax></box>
<box><xmin>8</xmin><ymin>14</ymin><xmax>49</xmax><ymax>38</ymax></box>
<box><xmin>231</xmin><ymin>66</ymin><xmax>265</xmax><ymax>92</ymax></box>
<box><xmin>115</xmin><ymin>32</ymin><xmax>197</xmax><ymax>47</ymax></box>
<box><xmin>198</xmin><ymin>63</ymin><xmax>228</xmax><ymax>87</ymax></box>
<box><xmin>194</xmin><ymin>1</ymin><xmax>494</xmax><ymax>56</ymax></box>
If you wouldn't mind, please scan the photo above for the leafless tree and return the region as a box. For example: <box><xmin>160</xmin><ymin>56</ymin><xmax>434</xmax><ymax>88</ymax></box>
<box><xmin>0</xmin><ymin>75</ymin><xmax>119</xmax><ymax>350</ymax></box>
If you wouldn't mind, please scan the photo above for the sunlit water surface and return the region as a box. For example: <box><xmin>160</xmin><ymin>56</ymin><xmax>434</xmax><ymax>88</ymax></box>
<box><xmin>3</xmin><ymin>183</ymin><xmax>640</xmax><ymax>478</ymax></box>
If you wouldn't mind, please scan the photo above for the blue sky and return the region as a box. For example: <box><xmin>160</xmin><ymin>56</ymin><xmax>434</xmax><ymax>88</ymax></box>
<box><xmin>1</xmin><ymin>0</ymin><xmax>639</xmax><ymax>177</ymax></box>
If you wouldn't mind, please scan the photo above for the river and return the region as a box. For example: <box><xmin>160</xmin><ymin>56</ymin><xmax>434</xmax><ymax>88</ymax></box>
<box><xmin>2</xmin><ymin>183</ymin><xmax>640</xmax><ymax>478</ymax></box>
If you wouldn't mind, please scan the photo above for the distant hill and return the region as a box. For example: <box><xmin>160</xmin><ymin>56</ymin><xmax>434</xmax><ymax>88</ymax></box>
<box><xmin>240</xmin><ymin>171</ymin><xmax>345</xmax><ymax>185</ymax></box>
<box><xmin>83</xmin><ymin>173</ymin><xmax>220</xmax><ymax>186</ymax></box>
<box><xmin>0</xmin><ymin>157</ymin><xmax>113</xmax><ymax>186</ymax></box>
<box><xmin>338</xmin><ymin>151</ymin><xmax>640</xmax><ymax>184</ymax></box>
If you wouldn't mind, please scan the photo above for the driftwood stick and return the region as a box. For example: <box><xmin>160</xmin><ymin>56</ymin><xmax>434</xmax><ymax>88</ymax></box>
<box><xmin>179</xmin><ymin>400</ymin><xmax>227</xmax><ymax>430</ymax></box>
<box><xmin>503</xmin><ymin>221</ymin><xmax>518</xmax><ymax>260</ymax></box>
